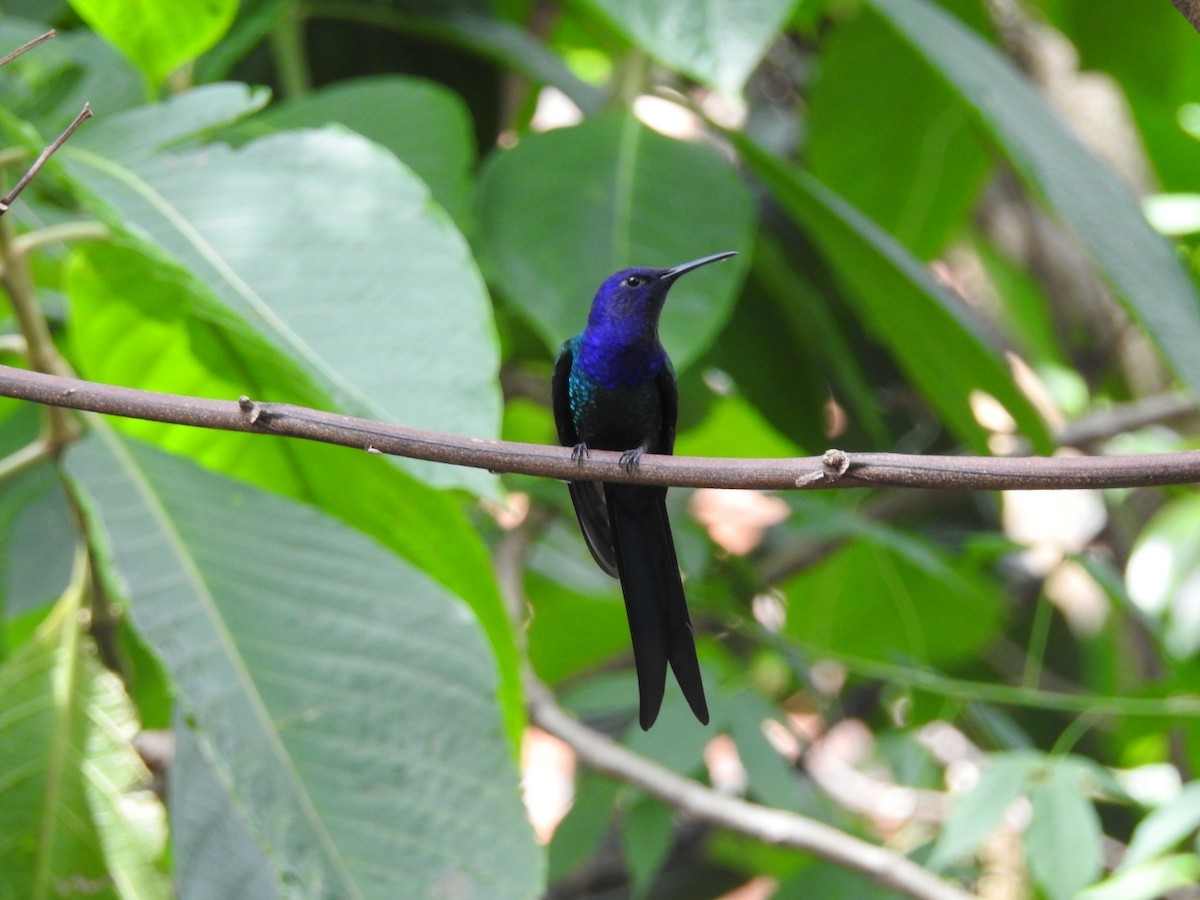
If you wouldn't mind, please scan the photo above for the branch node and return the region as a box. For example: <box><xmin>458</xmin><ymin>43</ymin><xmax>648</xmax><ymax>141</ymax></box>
<box><xmin>237</xmin><ymin>395</ymin><xmax>253</xmax><ymax>410</ymax></box>
<box><xmin>822</xmin><ymin>448</ymin><xmax>850</xmax><ymax>481</ymax></box>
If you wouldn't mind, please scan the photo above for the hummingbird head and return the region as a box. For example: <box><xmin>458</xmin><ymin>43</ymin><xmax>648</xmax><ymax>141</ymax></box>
<box><xmin>586</xmin><ymin>251</ymin><xmax>737</xmax><ymax>336</ymax></box>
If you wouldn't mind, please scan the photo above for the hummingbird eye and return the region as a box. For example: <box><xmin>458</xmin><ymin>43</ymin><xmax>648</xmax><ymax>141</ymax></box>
<box><xmin>624</xmin><ymin>275</ymin><xmax>642</xmax><ymax>287</ymax></box>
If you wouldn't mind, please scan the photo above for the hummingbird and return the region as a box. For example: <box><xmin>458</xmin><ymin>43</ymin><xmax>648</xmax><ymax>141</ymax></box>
<box><xmin>551</xmin><ymin>251</ymin><xmax>736</xmax><ymax>729</ymax></box>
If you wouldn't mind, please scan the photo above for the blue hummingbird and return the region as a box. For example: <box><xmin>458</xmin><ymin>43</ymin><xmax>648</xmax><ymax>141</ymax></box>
<box><xmin>551</xmin><ymin>251</ymin><xmax>736</xmax><ymax>728</ymax></box>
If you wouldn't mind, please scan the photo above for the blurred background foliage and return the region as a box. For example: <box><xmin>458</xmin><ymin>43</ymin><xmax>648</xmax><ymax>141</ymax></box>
<box><xmin>2</xmin><ymin>0</ymin><xmax>1200</xmax><ymax>897</ymax></box>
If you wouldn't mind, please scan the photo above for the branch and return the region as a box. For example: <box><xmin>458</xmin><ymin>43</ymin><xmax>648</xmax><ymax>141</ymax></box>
<box><xmin>0</xmin><ymin>29</ymin><xmax>55</xmax><ymax>68</ymax></box>
<box><xmin>4</xmin><ymin>365</ymin><xmax>1200</xmax><ymax>491</ymax></box>
<box><xmin>527</xmin><ymin>682</ymin><xmax>976</xmax><ymax>900</ymax></box>
<box><xmin>0</xmin><ymin>103</ymin><xmax>92</xmax><ymax>216</ymax></box>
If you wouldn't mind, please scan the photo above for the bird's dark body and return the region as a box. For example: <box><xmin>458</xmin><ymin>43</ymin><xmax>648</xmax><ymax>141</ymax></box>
<box><xmin>552</xmin><ymin>252</ymin><xmax>735</xmax><ymax>729</ymax></box>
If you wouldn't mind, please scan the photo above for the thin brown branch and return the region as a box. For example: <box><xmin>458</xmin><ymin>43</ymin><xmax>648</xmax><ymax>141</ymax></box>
<box><xmin>0</xmin><ymin>103</ymin><xmax>92</xmax><ymax>216</ymax></box>
<box><xmin>4</xmin><ymin>365</ymin><xmax>1200</xmax><ymax>491</ymax></box>
<box><xmin>527</xmin><ymin>681</ymin><xmax>976</xmax><ymax>900</ymax></box>
<box><xmin>1057</xmin><ymin>391</ymin><xmax>1197</xmax><ymax>447</ymax></box>
<box><xmin>0</xmin><ymin>30</ymin><xmax>55</xmax><ymax>68</ymax></box>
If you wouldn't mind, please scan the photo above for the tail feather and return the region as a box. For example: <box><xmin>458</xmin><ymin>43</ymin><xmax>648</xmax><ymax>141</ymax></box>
<box><xmin>605</xmin><ymin>483</ymin><xmax>709</xmax><ymax>729</ymax></box>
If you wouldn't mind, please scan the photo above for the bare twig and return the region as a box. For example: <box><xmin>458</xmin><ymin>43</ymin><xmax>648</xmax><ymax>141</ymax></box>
<box><xmin>0</xmin><ymin>103</ymin><xmax>92</xmax><ymax>216</ymax></box>
<box><xmin>527</xmin><ymin>682</ymin><xmax>976</xmax><ymax>900</ymax></box>
<box><xmin>4</xmin><ymin>365</ymin><xmax>1200</xmax><ymax>492</ymax></box>
<box><xmin>0</xmin><ymin>30</ymin><xmax>55</xmax><ymax>69</ymax></box>
<box><xmin>1057</xmin><ymin>391</ymin><xmax>1197</xmax><ymax>446</ymax></box>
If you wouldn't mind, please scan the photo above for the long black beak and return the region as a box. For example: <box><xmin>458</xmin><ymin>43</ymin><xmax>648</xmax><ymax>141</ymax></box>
<box><xmin>663</xmin><ymin>250</ymin><xmax>737</xmax><ymax>283</ymax></box>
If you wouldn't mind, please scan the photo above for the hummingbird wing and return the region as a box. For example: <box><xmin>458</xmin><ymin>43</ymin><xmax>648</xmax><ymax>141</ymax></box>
<box><xmin>552</xmin><ymin>340</ymin><xmax>618</xmax><ymax>577</ymax></box>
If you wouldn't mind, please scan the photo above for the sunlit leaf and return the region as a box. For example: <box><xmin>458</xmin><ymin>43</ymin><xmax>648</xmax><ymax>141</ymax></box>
<box><xmin>0</xmin><ymin>564</ymin><xmax>168</xmax><ymax>898</ymax></box>
<box><xmin>1122</xmin><ymin>781</ymin><xmax>1200</xmax><ymax>869</ymax></box>
<box><xmin>66</xmin><ymin>0</ymin><xmax>237</xmax><ymax>87</ymax></box>
<box><xmin>1081</xmin><ymin>854</ymin><xmax>1200</xmax><ymax>900</ymax></box>
<box><xmin>1125</xmin><ymin>495</ymin><xmax>1200</xmax><ymax>658</ymax></box>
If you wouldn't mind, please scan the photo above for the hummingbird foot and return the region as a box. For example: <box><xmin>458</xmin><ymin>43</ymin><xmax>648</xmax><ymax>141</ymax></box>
<box><xmin>619</xmin><ymin>447</ymin><xmax>644</xmax><ymax>472</ymax></box>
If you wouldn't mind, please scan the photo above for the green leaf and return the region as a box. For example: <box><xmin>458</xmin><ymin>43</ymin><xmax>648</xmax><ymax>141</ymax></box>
<box><xmin>171</xmin><ymin>712</ymin><xmax>278</xmax><ymax>900</ymax></box>
<box><xmin>781</xmin><ymin>528</ymin><xmax>1005</xmax><ymax>666</ymax></box>
<box><xmin>622</xmin><ymin>797</ymin><xmax>674</xmax><ymax>894</ymax></box>
<box><xmin>930</xmin><ymin>750</ymin><xmax>1041</xmax><ymax>869</ymax></box>
<box><xmin>251</xmin><ymin>77</ymin><xmax>476</xmax><ymax>227</ymax></box>
<box><xmin>66</xmin><ymin>0</ymin><xmax>238</xmax><ymax>87</ymax></box>
<box><xmin>675</xmin><ymin>392</ymin><xmax>802</xmax><ymax>459</ymax></box>
<box><xmin>1122</xmin><ymin>781</ymin><xmax>1200</xmax><ymax>869</ymax></box>
<box><xmin>0</xmin><ymin>561</ymin><xmax>169</xmax><ymax>899</ymax></box>
<box><xmin>0</xmin><ymin>458</ymin><xmax>75</xmax><ymax>619</ymax></box>
<box><xmin>808</xmin><ymin>10</ymin><xmax>991</xmax><ymax>258</ymax></box>
<box><xmin>1125</xmin><ymin>495</ymin><xmax>1200</xmax><ymax>659</ymax></box>
<box><xmin>65</xmin><ymin>429</ymin><xmax>544</xmax><ymax>898</ymax></box>
<box><xmin>1080</xmin><ymin>854</ymin><xmax>1200</xmax><ymax>900</ymax></box>
<box><xmin>579</xmin><ymin>0</ymin><xmax>794</xmax><ymax>94</ymax></box>
<box><xmin>1027</xmin><ymin>764</ymin><xmax>1104</xmax><ymax>900</ymax></box>
<box><xmin>867</xmin><ymin>0</ymin><xmax>1200</xmax><ymax>399</ymax></box>
<box><xmin>64</xmin><ymin>239</ymin><xmax>525</xmax><ymax>746</ymax></box>
<box><xmin>735</xmin><ymin>135</ymin><xmax>1054</xmax><ymax>453</ymax></box>
<box><xmin>726</xmin><ymin>691</ymin><xmax>809</xmax><ymax>812</ymax></box>
<box><xmin>776</xmin><ymin>861</ymin><xmax>903</xmax><ymax>900</ymax></box>
<box><xmin>74</xmin><ymin>82</ymin><xmax>270</xmax><ymax>160</ymax></box>
<box><xmin>477</xmin><ymin>113</ymin><xmax>753</xmax><ymax>371</ymax></box>
<box><xmin>0</xmin><ymin>20</ymin><xmax>143</xmax><ymax>133</ymax></box>
<box><xmin>548</xmin><ymin>773</ymin><xmax>619</xmax><ymax>882</ymax></box>
<box><xmin>525</xmin><ymin>568</ymin><xmax>629</xmax><ymax>686</ymax></box>
<box><xmin>65</xmin><ymin>124</ymin><xmax>501</xmax><ymax>493</ymax></box>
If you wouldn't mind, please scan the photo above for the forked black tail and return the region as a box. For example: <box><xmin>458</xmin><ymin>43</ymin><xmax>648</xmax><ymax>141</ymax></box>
<box><xmin>605</xmin><ymin>483</ymin><xmax>709</xmax><ymax>729</ymax></box>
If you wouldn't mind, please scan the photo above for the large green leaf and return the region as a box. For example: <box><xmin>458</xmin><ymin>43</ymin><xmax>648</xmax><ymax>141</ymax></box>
<box><xmin>75</xmin><ymin>82</ymin><xmax>270</xmax><ymax>160</ymax></box>
<box><xmin>737</xmin><ymin>137</ymin><xmax>1053</xmax><ymax>452</ymax></box>
<box><xmin>1051</xmin><ymin>0</ymin><xmax>1200</xmax><ymax>192</ymax></box>
<box><xmin>781</xmin><ymin>527</ymin><xmax>1004</xmax><ymax>666</ymax></box>
<box><xmin>477</xmin><ymin>113</ymin><xmax>753</xmax><ymax>370</ymax></box>
<box><xmin>0</xmin><ymin>20</ymin><xmax>143</xmax><ymax>134</ymax></box>
<box><xmin>65</xmin><ymin>429</ymin><xmax>544</xmax><ymax>899</ymax></box>
<box><xmin>249</xmin><ymin>77</ymin><xmax>475</xmax><ymax>227</ymax></box>
<box><xmin>578</xmin><ymin>0</ymin><xmax>794</xmax><ymax>94</ymax></box>
<box><xmin>0</xmin><ymin>564</ymin><xmax>168</xmax><ymax>899</ymax></box>
<box><xmin>64</xmin><ymin>120</ymin><xmax>500</xmax><ymax>493</ymax></box>
<box><xmin>0</xmin><ymin>455</ymin><xmax>75</xmax><ymax>620</ymax></box>
<box><xmin>867</xmin><ymin>0</ymin><xmax>1200</xmax><ymax>398</ymax></box>
<box><xmin>64</xmin><ymin>239</ymin><xmax>526</xmax><ymax>746</ymax></box>
<box><xmin>66</xmin><ymin>0</ymin><xmax>237</xmax><ymax>87</ymax></box>
<box><xmin>171</xmin><ymin>712</ymin><xmax>278</xmax><ymax>900</ymax></box>
<box><xmin>808</xmin><ymin>10</ymin><xmax>991</xmax><ymax>258</ymax></box>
